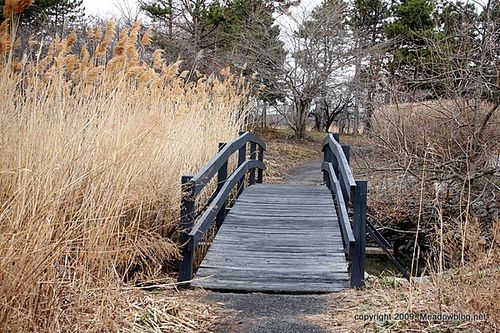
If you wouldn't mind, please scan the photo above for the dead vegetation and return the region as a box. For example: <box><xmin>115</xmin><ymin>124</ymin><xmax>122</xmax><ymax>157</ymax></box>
<box><xmin>300</xmin><ymin>219</ymin><xmax>499</xmax><ymax>333</ymax></box>
<box><xmin>0</xmin><ymin>16</ymin><xmax>247</xmax><ymax>332</ymax></box>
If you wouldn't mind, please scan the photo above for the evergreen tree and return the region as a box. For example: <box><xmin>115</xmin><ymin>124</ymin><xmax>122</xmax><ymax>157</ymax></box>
<box><xmin>1</xmin><ymin>0</ymin><xmax>85</xmax><ymax>29</ymax></box>
<box><xmin>385</xmin><ymin>0</ymin><xmax>435</xmax><ymax>95</ymax></box>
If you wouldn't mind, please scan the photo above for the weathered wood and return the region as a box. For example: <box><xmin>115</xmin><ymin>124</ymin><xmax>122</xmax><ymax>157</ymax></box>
<box><xmin>189</xmin><ymin>160</ymin><xmax>265</xmax><ymax>249</ymax></box>
<box><xmin>194</xmin><ymin>184</ymin><xmax>350</xmax><ymax>292</ymax></box>
<box><xmin>178</xmin><ymin>132</ymin><xmax>268</xmax><ymax>284</ymax></box>
<box><xmin>257</xmin><ymin>146</ymin><xmax>264</xmax><ymax>183</ymax></box>
<box><xmin>322</xmin><ymin>134</ymin><xmax>356</xmax><ymax>201</ymax></box>
<box><xmin>215</xmin><ymin>143</ymin><xmax>227</xmax><ymax>229</ymax></box>
<box><xmin>351</xmin><ymin>180</ymin><xmax>367</xmax><ymax>288</ymax></box>
<box><xmin>191</xmin><ymin>132</ymin><xmax>266</xmax><ymax>195</ymax></box>
<box><xmin>178</xmin><ymin>176</ymin><xmax>195</xmax><ymax>283</ymax></box>
<box><xmin>366</xmin><ymin>247</ymin><xmax>394</xmax><ymax>255</ymax></box>
<box><xmin>321</xmin><ymin>162</ymin><xmax>355</xmax><ymax>258</ymax></box>
<box><xmin>237</xmin><ymin>141</ymin><xmax>246</xmax><ymax>198</ymax></box>
<box><xmin>249</xmin><ymin>142</ymin><xmax>257</xmax><ymax>185</ymax></box>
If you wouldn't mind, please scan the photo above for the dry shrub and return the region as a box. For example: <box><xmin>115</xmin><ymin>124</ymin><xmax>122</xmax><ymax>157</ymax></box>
<box><xmin>370</xmin><ymin>100</ymin><xmax>499</xmax><ymax>266</ymax></box>
<box><xmin>319</xmin><ymin>220</ymin><xmax>499</xmax><ymax>332</ymax></box>
<box><xmin>0</xmin><ymin>19</ymin><xmax>248</xmax><ymax>332</ymax></box>
<box><xmin>373</xmin><ymin>100</ymin><xmax>500</xmax><ymax>183</ymax></box>
<box><xmin>341</xmin><ymin>100</ymin><xmax>500</xmax><ymax>331</ymax></box>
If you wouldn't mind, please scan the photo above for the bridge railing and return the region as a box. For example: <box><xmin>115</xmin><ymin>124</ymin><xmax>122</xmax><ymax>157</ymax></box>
<box><xmin>178</xmin><ymin>131</ymin><xmax>266</xmax><ymax>284</ymax></box>
<box><xmin>322</xmin><ymin>134</ymin><xmax>367</xmax><ymax>287</ymax></box>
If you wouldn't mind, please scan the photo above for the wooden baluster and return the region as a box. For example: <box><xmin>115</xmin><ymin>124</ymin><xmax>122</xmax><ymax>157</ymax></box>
<box><xmin>257</xmin><ymin>145</ymin><xmax>264</xmax><ymax>183</ymax></box>
<box><xmin>178</xmin><ymin>175</ymin><xmax>195</xmax><ymax>284</ymax></box>
<box><xmin>249</xmin><ymin>142</ymin><xmax>257</xmax><ymax>185</ymax></box>
<box><xmin>216</xmin><ymin>143</ymin><xmax>227</xmax><ymax>229</ymax></box>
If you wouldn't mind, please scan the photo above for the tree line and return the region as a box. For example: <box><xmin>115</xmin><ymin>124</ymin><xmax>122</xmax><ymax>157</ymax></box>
<box><xmin>2</xmin><ymin>0</ymin><xmax>498</xmax><ymax>138</ymax></box>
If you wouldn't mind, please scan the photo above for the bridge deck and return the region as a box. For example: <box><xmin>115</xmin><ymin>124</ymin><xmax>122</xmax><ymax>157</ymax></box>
<box><xmin>193</xmin><ymin>184</ymin><xmax>350</xmax><ymax>293</ymax></box>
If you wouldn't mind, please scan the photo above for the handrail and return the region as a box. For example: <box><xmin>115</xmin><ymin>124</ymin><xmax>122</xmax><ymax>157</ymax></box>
<box><xmin>322</xmin><ymin>134</ymin><xmax>356</xmax><ymax>201</ymax></box>
<box><xmin>323</xmin><ymin>133</ymin><xmax>409</xmax><ymax>286</ymax></box>
<box><xmin>322</xmin><ymin>162</ymin><xmax>355</xmax><ymax>258</ymax></box>
<box><xmin>322</xmin><ymin>133</ymin><xmax>366</xmax><ymax>287</ymax></box>
<box><xmin>191</xmin><ymin>132</ymin><xmax>266</xmax><ymax>195</ymax></box>
<box><xmin>189</xmin><ymin>160</ymin><xmax>265</xmax><ymax>249</ymax></box>
<box><xmin>178</xmin><ymin>132</ymin><xmax>266</xmax><ymax>284</ymax></box>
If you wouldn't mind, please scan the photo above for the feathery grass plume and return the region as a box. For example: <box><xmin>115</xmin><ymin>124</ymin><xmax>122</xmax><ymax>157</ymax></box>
<box><xmin>126</xmin><ymin>24</ymin><xmax>140</xmax><ymax>67</ymax></box>
<box><xmin>151</xmin><ymin>49</ymin><xmax>164</xmax><ymax>70</ymax></box>
<box><xmin>95</xmin><ymin>19</ymin><xmax>115</xmax><ymax>58</ymax></box>
<box><xmin>0</xmin><ymin>20</ymin><xmax>248</xmax><ymax>332</ymax></box>
<box><xmin>113</xmin><ymin>28</ymin><xmax>129</xmax><ymax>56</ymax></box>
<box><xmin>0</xmin><ymin>19</ymin><xmax>11</xmax><ymax>56</ymax></box>
<box><xmin>140</xmin><ymin>27</ymin><xmax>152</xmax><ymax>47</ymax></box>
<box><xmin>66</xmin><ymin>29</ymin><xmax>77</xmax><ymax>49</ymax></box>
<box><xmin>3</xmin><ymin>0</ymin><xmax>33</xmax><ymax>17</ymax></box>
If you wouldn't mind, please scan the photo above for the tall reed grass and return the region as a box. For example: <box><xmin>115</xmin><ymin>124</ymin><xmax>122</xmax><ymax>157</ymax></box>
<box><xmin>0</xmin><ymin>17</ymin><xmax>248</xmax><ymax>331</ymax></box>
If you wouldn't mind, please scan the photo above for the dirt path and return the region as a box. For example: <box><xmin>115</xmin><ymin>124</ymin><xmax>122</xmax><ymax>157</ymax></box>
<box><xmin>203</xmin><ymin>158</ymin><xmax>331</xmax><ymax>333</ymax></box>
<box><xmin>285</xmin><ymin>158</ymin><xmax>323</xmax><ymax>185</ymax></box>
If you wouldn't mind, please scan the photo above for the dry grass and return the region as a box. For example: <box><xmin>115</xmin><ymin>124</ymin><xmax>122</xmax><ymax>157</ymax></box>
<box><xmin>0</xmin><ymin>17</ymin><xmax>248</xmax><ymax>332</ymax></box>
<box><xmin>301</xmin><ymin>220</ymin><xmax>499</xmax><ymax>332</ymax></box>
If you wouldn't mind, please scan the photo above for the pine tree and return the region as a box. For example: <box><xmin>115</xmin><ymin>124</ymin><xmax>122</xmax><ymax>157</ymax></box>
<box><xmin>1</xmin><ymin>0</ymin><xmax>84</xmax><ymax>29</ymax></box>
<box><xmin>385</xmin><ymin>0</ymin><xmax>435</xmax><ymax>95</ymax></box>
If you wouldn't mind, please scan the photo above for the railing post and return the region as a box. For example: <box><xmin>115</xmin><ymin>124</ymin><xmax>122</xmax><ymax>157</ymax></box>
<box><xmin>342</xmin><ymin>145</ymin><xmax>351</xmax><ymax>164</ymax></box>
<box><xmin>216</xmin><ymin>143</ymin><xmax>227</xmax><ymax>229</ymax></box>
<box><xmin>351</xmin><ymin>180</ymin><xmax>367</xmax><ymax>288</ymax></box>
<box><xmin>333</xmin><ymin>133</ymin><xmax>340</xmax><ymax>143</ymax></box>
<box><xmin>178</xmin><ymin>175</ymin><xmax>195</xmax><ymax>284</ymax></box>
<box><xmin>323</xmin><ymin>143</ymin><xmax>331</xmax><ymax>185</ymax></box>
<box><xmin>249</xmin><ymin>142</ymin><xmax>257</xmax><ymax>185</ymax></box>
<box><xmin>237</xmin><ymin>142</ymin><xmax>246</xmax><ymax>198</ymax></box>
<box><xmin>257</xmin><ymin>145</ymin><xmax>264</xmax><ymax>183</ymax></box>
<box><xmin>331</xmin><ymin>134</ymin><xmax>340</xmax><ymax>178</ymax></box>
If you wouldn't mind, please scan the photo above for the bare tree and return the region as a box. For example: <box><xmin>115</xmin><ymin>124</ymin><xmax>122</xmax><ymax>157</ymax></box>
<box><xmin>313</xmin><ymin>86</ymin><xmax>353</xmax><ymax>132</ymax></box>
<box><xmin>277</xmin><ymin>1</ymin><xmax>352</xmax><ymax>138</ymax></box>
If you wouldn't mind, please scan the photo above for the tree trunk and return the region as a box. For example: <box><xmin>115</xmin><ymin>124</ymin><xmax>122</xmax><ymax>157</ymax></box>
<box><xmin>262</xmin><ymin>102</ymin><xmax>267</xmax><ymax>128</ymax></box>
<box><xmin>294</xmin><ymin>98</ymin><xmax>310</xmax><ymax>138</ymax></box>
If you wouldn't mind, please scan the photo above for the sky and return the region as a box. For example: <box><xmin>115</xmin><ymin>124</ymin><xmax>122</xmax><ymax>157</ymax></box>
<box><xmin>83</xmin><ymin>0</ymin><xmax>140</xmax><ymax>18</ymax></box>
<box><xmin>82</xmin><ymin>0</ymin><xmax>322</xmax><ymax>20</ymax></box>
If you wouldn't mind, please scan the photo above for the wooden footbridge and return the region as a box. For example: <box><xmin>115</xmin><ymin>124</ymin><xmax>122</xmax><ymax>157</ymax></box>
<box><xmin>178</xmin><ymin>132</ymin><xmax>407</xmax><ymax>293</ymax></box>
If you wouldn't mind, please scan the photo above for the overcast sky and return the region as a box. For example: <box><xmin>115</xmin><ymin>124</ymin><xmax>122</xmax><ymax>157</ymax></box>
<box><xmin>82</xmin><ymin>0</ymin><xmax>322</xmax><ymax>19</ymax></box>
<box><xmin>83</xmin><ymin>0</ymin><xmax>139</xmax><ymax>17</ymax></box>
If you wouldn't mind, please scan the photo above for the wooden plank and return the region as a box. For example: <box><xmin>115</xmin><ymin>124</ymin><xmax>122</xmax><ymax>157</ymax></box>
<box><xmin>193</xmin><ymin>183</ymin><xmax>350</xmax><ymax>293</ymax></box>
<box><xmin>366</xmin><ymin>247</ymin><xmax>394</xmax><ymax>255</ymax></box>
<box><xmin>193</xmin><ymin>280</ymin><xmax>348</xmax><ymax>293</ymax></box>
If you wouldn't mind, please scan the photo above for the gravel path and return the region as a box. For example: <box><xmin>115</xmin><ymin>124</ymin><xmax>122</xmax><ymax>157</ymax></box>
<box><xmin>204</xmin><ymin>158</ymin><xmax>331</xmax><ymax>333</ymax></box>
<box><xmin>206</xmin><ymin>293</ymin><xmax>329</xmax><ymax>333</ymax></box>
